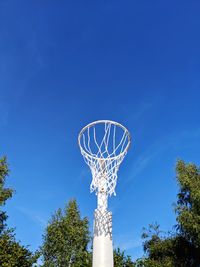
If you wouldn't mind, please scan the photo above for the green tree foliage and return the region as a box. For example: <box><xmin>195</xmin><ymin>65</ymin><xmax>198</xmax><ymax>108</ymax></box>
<box><xmin>138</xmin><ymin>224</ymin><xmax>186</xmax><ymax>267</ymax></box>
<box><xmin>137</xmin><ymin>160</ymin><xmax>200</xmax><ymax>267</ymax></box>
<box><xmin>42</xmin><ymin>199</ymin><xmax>91</xmax><ymax>267</ymax></box>
<box><xmin>0</xmin><ymin>229</ymin><xmax>39</xmax><ymax>267</ymax></box>
<box><xmin>114</xmin><ymin>248</ymin><xmax>135</xmax><ymax>267</ymax></box>
<box><xmin>0</xmin><ymin>156</ymin><xmax>39</xmax><ymax>267</ymax></box>
<box><xmin>0</xmin><ymin>157</ymin><xmax>13</xmax><ymax>232</ymax></box>
<box><xmin>176</xmin><ymin>160</ymin><xmax>200</xmax><ymax>248</ymax></box>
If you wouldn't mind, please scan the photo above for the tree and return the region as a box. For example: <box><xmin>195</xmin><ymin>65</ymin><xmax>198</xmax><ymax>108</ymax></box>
<box><xmin>138</xmin><ymin>224</ymin><xmax>181</xmax><ymax>267</ymax></box>
<box><xmin>176</xmin><ymin>160</ymin><xmax>200</xmax><ymax>249</ymax></box>
<box><xmin>0</xmin><ymin>156</ymin><xmax>13</xmax><ymax>232</ymax></box>
<box><xmin>0</xmin><ymin>156</ymin><xmax>39</xmax><ymax>267</ymax></box>
<box><xmin>136</xmin><ymin>160</ymin><xmax>200</xmax><ymax>267</ymax></box>
<box><xmin>0</xmin><ymin>229</ymin><xmax>39</xmax><ymax>267</ymax></box>
<box><xmin>42</xmin><ymin>199</ymin><xmax>91</xmax><ymax>267</ymax></box>
<box><xmin>114</xmin><ymin>248</ymin><xmax>135</xmax><ymax>267</ymax></box>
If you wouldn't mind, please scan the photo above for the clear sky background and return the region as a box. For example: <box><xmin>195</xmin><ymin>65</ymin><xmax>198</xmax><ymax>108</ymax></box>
<box><xmin>0</xmin><ymin>0</ymin><xmax>200</xmax><ymax>261</ymax></box>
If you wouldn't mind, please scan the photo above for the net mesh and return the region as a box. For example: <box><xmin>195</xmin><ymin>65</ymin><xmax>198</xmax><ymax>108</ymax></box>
<box><xmin>94</xmin><ymin>209</ymin><xmax>112</xmax><ymax>239</ymax></box>
<box><xmin>79</xmin><ymin>121</ymin><xmax>130</xmax><ymax>196</ymax></box>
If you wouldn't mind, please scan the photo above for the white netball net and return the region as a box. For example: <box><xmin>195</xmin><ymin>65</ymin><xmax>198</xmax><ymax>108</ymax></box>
<box><xmin>78</xmin><ymin>120</ymin><xmax>131</xmax><ymax>196</ymax></box>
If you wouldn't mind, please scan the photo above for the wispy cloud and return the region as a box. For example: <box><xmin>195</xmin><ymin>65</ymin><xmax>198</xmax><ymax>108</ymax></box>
<box><xmin>180</xmin><ymin>128</ymin><xmax>200</xmax><ymax>139</ymax></box>
<box><xmin>120</xmin><ymin>239</ymin><xmax>142</xmax><ymax>251</ymax></box>
<box><xmin>79</xmin><ymin>168</ymin><xmax>91</xmax><ymax>181</ymax></box>
<box><xmin>0</xmin><ymin>102</ymin><xmax>9</xmax><ymax>127</ymax></box>
<box><xmin>121</xmin><ymin>101</ymin><xmax>154</xmax><ymax>123</ymax></box>
<box><xmin>17</xmin><ymin>206</ymin><xmax>47</xmax><ymax>228</ymax></box>
<box><xmin>126</xmin><ymin>154</ymin><xmax>153</xmax><ymax>183</ymax></box>
<box><xmin>114</xmin><ymin>233</ymin><xmax>143</xmax><ymax>251</ymax></box>
<box><xmin>125</xmin><ymin>127</ymin><xmax>200</xmax><ymax>185</ymax></box>
<box><xmin>131</xmin><ymin>102</ymin><xmax>154</xmax><ymax>121</ymax></box>
<box><xmin>113</xmin><ymin>233</ymin><xmax>144</xmax><ymax>261</ymax></box>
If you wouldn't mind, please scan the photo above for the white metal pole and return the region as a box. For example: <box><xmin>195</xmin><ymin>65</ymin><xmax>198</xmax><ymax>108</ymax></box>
<box><xmin>92</xmin><ymin>206</ymin><xmax>113</xmax><ymax>267</ymax></box>
<box><xmin>92</xmin><ymin>168</ymin><xmax>114</xmax><ymax>267</ymax></box>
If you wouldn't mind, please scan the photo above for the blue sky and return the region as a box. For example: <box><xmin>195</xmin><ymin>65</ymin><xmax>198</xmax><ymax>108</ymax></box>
<box><xmin>0</xmin><ymin>0</ymin><xmax>200</xmax><ymax>261</ymax></box>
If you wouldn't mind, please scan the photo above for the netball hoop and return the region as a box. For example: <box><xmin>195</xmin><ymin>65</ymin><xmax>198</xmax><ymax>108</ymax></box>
<box><xmin>78</xmin><ymin>120</ymin><xmax>131</xmax><ymax>267</ymax></box>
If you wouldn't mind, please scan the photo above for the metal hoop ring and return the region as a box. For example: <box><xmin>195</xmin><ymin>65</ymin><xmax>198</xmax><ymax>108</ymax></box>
<box><xmin>78</xmin><ymin>120</ymin><xmax>131</xmax><ymax>160</ymax></box>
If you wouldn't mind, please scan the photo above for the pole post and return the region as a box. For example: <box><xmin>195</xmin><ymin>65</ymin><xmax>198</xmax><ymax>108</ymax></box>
<box><xmin>93</xmin><ymin>165</ymin><xmax>113</xmax><ymax>267</ymax></box>
<box><xmin>92</xmin><ymin>208</ymin><xmax>113</xmax><ymax>267</ymax></box>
